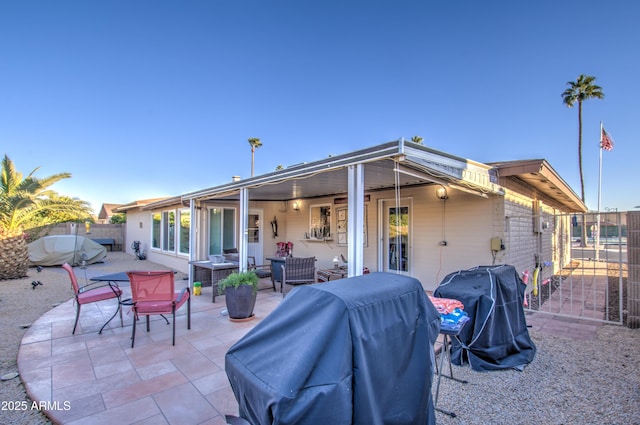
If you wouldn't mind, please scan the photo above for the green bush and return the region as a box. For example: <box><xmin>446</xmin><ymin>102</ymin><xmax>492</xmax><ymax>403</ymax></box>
<box><xmin>218</xmin><ymin>271</ymin><xmax>259</xmax><ymax>293</ymax></box>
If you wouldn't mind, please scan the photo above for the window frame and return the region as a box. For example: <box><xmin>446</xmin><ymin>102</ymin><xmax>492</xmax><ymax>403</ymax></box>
<box><xmin>178</xmin><ymin>208</ymin><xmax>190</xmax><ymax>256</ymax></box>
<box><xmin>150</xmin><ymin>207</ymin><xmax>190</xmax><ymax>256</ymax></box>
<box><xmin>208</xmin><ymin>206</ymin><xmax>237</xmax><ymax>256</ymax></box>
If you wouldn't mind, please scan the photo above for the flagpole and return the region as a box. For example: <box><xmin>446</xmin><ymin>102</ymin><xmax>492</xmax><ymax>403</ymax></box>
<box><xmin>595</xmin><ymin>121</ymin><xmax>603</xmax><ymax>261</ymax></box>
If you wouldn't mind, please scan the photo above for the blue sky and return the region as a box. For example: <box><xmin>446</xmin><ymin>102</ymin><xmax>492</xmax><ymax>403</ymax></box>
<box><xmin>1</xmin><ymin>1</ymin><xmax>638</xmax><ymax>214</ymax></box>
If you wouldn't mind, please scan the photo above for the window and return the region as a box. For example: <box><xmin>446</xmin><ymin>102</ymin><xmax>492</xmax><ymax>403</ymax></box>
<box><xmin>179</xmin><ymin>209</ymin><xmax>190</xmax><ymax>255</ymax></box>
<box><xmin>387</xmin><ymin>205</ymin><xmax>409</xmax><ymax>272</ymax></box>
<box><xmin>152</xmin><ymin>213</ymin><xmax>161</xmax><ymax>249</ymax></box>
<box><xmin>248</xmin><ymin>213</ymin><xmax>260</xmax><ymax>243</ymax></box>
<box><xmin>209</xmin><ymin>207</ymin><xmax>236</xmax><ymax>255</ymax></box>
<box><xmin>150</xmin><ymin>208</ymin><xmax>190</xmax><ymax>255</ymax></box>
<box><xmin>162</xmin><ymin>211</ymin><xmax>175</xmax><ymax>252</ymax></box>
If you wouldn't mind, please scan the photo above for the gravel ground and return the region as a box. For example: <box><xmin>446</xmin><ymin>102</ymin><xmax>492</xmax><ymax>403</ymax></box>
<box><xmin>1</xmin><ymin>263</ymin><xmax>74</xmax><ymax>424</ymax></box>
<box><xmin>1</xmin><ymin>254</ymin><xmax>639</xmax><ymax>425</ymax></box>
<box><xmin>435</xmin><ymin>325</ymin><xmax>640</xmax><ymax>425</ymax></box>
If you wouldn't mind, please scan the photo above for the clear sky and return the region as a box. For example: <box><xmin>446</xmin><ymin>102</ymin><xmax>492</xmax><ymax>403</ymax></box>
<box><xmin>1</xmin><ymin>1</ymin><xmax>638</xmax><ymax>214</ymax></box>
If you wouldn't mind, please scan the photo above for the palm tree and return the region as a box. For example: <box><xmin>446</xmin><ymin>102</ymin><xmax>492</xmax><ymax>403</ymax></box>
<box><xmin>562</xmin><ymin>75</ymin><xmax>604</xmax><ymax>203</ymax></box>
<box><xmin>248</xmin><ymin>138</ymin><xmax>262</xmax><ymax>177</ymax></box>
<box><xmin>411</xmin><ymin>136</ymin><xmax>424</xmax><ymax>144</ymax></box>
<box><xmin>0</xmin><ymin>154</ymin><xmax>93</xmax><ymax>278</ymax></box>
<box><xmin>562</xmin><ymin>75</ymin><xmax>604</xmax><ymax>248</ymax></box>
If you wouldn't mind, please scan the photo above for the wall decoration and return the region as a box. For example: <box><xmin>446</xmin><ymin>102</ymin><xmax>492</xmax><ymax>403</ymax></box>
<box><xmin>336</xmin><ymin>206</ymin><xmax>367</xmax><ymax>247</ymax></box>
<box><xmin>308</xmin><ymin>204</ymin><xmax>331</xmax><ymax>240</ymax></box>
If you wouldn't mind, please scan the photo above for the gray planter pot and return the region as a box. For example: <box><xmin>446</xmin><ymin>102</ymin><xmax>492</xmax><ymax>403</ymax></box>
<box><xmin>224</xmin><ymin>285</ymin><xmax>257</xmax><ymax>319</ymax></box>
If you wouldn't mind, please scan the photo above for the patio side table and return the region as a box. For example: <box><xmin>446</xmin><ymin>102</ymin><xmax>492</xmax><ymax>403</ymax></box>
<box><xmin>190</xmin><ymin>261</ymin><xmax>239</xmax><ymax>302</ymax></box>
<box><xmin>433</xmin><ymin>323</ymin><xmax>469</xmax><ymax>418</ymax></box>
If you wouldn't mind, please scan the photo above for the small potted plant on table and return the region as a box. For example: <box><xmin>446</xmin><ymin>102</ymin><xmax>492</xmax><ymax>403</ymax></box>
<box><xmin>218</xmin><ymin>271</ymin><xmax>259</xmax><ymax>321</ymax></box>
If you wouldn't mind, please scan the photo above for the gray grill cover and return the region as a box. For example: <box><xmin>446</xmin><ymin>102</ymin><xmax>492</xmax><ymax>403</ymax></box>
<box><xmin>225</xmin><ymin>272</ymin><xmax>441</xmax><ymax>425</ymax></box>
<box><xmin>433</xmin><ymin>265</ymin><xmax>536</xmax><ymax>371</ymax></box>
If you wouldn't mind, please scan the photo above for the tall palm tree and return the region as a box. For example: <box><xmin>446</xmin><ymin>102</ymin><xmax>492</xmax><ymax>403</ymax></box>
<box><xmin>248</xmin><ymin>138</ymin><xmax>262</xmax><ymax>177</ymax></box>
<box><xmin>561</xmin><ymin>74</ymin><xmax>604</xmax><ymax>203</ymax></box>
<box><xmin>0</xmin><ymin>154</ymin><xmax>92</xmax><ymax>278</ymax></box>
<box><xmin>411</xmin><ymin>136</ymin><xmax>424</xmax><ymax>144</ymax></box>
<box><xmin>562</xmin><ymin>75</ymin><xmax>604</xmax><ymax>248</ymax></box>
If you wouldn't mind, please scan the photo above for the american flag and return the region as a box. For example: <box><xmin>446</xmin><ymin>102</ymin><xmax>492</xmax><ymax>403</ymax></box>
<box><xmin>600</xmin><ymin>127</ymin><xmax>614</xmax><ymax>151</ymax></box>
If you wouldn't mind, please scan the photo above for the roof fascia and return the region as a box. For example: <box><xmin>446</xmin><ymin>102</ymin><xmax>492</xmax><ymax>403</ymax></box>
<box><xmin>401</xmin><ymin>144</ymin><xmax>504</xmax><ymax>196</ymax></box>
<box><xmin>494</xmin><ymin>159</ymin><xmax>586</xmax><ymax>211</ymax></box>
<box><xmin>141</xmin><ymin>196</ymin><xmax>188</xmax><ymax>211</ymax></box>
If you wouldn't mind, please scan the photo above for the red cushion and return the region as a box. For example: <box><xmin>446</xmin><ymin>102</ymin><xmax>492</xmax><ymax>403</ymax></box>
<box><xmin>77</xmin><ymin>286</ymin><xmax>122</xmax><ymax>305</ymax></box>
<box><xmin>134</xmin><ymin>291</ymin><xmax>189</xmax><ymax>315</ymax></box>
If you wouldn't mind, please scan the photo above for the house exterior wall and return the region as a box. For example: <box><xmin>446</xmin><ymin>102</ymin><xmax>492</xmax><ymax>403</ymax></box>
<box><xmin>120</xmin><ymin>180</ymin><xmax>576</xmax><ymax>292</ymax></box>
<box><xmin>404</xmin><ymin>187</ymin><xmax>499</xmax><ymax>289</ymax></box>
<box><xmin>277</xmin><ymin>185</ymin><xmax>502</xmax><ymax>291</ymax></box>
<box><xmin>122</xmin><ymin>206</ymin><xmax>190</xmax><ymax>274</ymax></box>
<box><xmin>501</xmin><ymin>183</ymin><xmax>574</xmax><ymax>283</ymax></box>
<box><xmin>122</xmin><ymin>210</ymin><xmax>150</xmax><ymax>256</ymax></box>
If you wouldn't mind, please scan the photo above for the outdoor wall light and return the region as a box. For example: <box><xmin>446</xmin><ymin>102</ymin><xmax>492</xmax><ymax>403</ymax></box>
<box><xmin>292</xmin><ymin>201</ymin><xmax>301</xmax><ymax>211</ymax></box>
<box><xmin>436</xmin><ymin>186</ymin><xmax>448</xmax><ymax>200</ymax></box>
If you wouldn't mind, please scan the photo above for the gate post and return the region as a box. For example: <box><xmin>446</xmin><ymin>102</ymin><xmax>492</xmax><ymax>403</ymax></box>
<box><xmin>628</xmin><ymin>211</ymin><xmax>640</xmax><ymax>328</ymax></box>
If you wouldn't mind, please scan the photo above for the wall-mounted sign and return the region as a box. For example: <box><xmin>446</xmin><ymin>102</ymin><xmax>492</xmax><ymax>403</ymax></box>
<box><xmin>334</xmin><ymin>194</ymin><xmax>370</xmax><ymax>205</ymax></box>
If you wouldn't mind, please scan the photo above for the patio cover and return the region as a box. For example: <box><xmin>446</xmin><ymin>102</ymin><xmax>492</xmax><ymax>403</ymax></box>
<box><xmin>433</xmin><ymin>264</ymin><xmax>536</xmax><ymax>371</ymax></box>
<box><xmin>225</xmin><ymin>272</ymin><xmax>441</xmax><ymax>425</ymax></box>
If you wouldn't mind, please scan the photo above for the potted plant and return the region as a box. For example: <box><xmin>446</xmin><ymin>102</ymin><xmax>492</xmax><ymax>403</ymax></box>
<box><xmin>218</xmin><ymin>271</ymin><xmax>259</xmax><ymax>321</ymax></box>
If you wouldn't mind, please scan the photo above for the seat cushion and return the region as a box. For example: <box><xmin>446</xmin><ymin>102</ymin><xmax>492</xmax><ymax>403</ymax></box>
<box><xmin>134</xmin><ymin>291</ymin><xmax>189</xmax><ymax>315</ymax></box>
<box><xmin>134</xmin><ymin>300</ymin><xmax>175</xmax><ymax>314</ymax></box>
<box><xmin>255</xmin><ymin>269</ymin><xmax>272</xmax><ymax>279</ymax></box>
<box><xmin>77</xmin><ymin>286</ymin><xmax>122</xmax><ymax>305</ymax></box>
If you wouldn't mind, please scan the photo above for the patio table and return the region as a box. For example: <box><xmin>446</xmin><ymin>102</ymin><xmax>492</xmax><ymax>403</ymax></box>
<box><xmin>317</xmin><ymin>267</ymin><xmax>348</xmax><ymax>282</ymax></box>
<box><xmin>89</xmin><ymin>272</ymin><xmax>131</xmax><ymax>332</ymax></box>
<box><xmin>189</xmin><ymin>260</ymin><xmax>239</xmax><ymax>302</ymax></box>
<box><xmin>91</xmin><ymin>271</ymin><xmax>130</xmax><ymax>284</ymax></box>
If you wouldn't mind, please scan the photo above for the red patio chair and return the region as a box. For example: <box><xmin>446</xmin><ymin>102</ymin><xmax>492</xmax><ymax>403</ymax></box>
<box><xmin>62</xmin><ymin>263</ymin><xmax>123</xmax><ymax>335</ymax></box>
<box><xmin>126</xmin><ymin>270</ymin><xmax>191</xmax><ymax>348</ymax></box>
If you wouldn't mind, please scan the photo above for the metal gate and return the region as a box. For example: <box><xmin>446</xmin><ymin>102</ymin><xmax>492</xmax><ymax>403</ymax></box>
<box><xmin>508</xmin><ymin>211</ymin><xmax>626</xmax><ymax>325</ymax></box>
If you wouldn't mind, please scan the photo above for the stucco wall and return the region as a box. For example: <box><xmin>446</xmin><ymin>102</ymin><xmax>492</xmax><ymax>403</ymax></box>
<box><xmin>276</xmin><ymin>185</ymin><xmax>503</xmax><ymax>291</ymax></box>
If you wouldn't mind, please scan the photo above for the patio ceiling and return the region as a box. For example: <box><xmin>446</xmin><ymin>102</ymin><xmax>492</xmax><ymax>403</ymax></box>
<box><xmin>182</xmin><ymin>141</ymin><xmax>505</xmax><ymax>203</ymax></box>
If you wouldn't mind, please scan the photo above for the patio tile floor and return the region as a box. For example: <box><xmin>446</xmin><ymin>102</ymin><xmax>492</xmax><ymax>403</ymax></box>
<box><xmin>18</xmin><ymin>282</ymin><xmax>282</xmax><ymax>425</ymax></box>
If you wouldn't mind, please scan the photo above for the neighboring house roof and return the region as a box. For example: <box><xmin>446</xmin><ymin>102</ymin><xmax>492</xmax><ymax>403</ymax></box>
<box><xmin>113</xmin><ymin>198</ymin><xmax>169</xmax><ymax>212</ymax></box>
<box><xmin>98</xmin><ymin>203</ymin><xmax>123</xmax><ymax>220</ymax></box>
<box><xmin>488</xmin><ymin>159</ymin><xmax>586</xmax><ymax>212</ymax></box>
<box><xmin>181</xmin><ymin>140</ymin><xmax>505</xmax><ymax>203</ymax></box>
